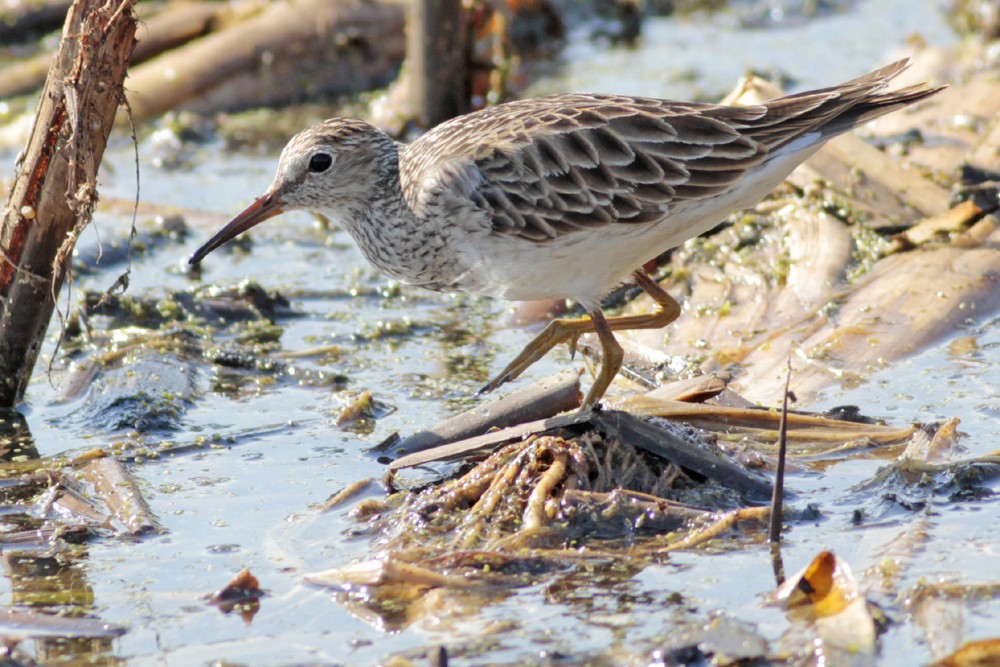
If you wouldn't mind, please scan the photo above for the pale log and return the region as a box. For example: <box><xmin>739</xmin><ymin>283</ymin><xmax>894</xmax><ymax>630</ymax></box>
<box><xmin>0</xmin><ymin>2</ymin><xmax>219</xmax><ymax>100</ymax></box>
<box><xmin>125</xmin><ymin>0</ymin><xmax>405</xmax><ymax>121</ymax></box>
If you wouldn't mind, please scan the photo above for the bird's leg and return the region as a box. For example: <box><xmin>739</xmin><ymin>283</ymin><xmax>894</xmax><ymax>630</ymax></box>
<box><xmin>577</xmin><ymin>271</ymin><xmax>681</xmax><ymax>408</ymax></box>
<box><xmin>580</xmin><ymin>307</ymin><xmax>623</xmax><ymax>411</ymax></box>
<box><xmin>599</xmin><ymin>269</ymin><xmax>682</xmax><ymax>333</ymax></box>
<box><xmin>479</xmin><ymin>270</ymin><xmax>682</xmax><ymax>405</ymax></box>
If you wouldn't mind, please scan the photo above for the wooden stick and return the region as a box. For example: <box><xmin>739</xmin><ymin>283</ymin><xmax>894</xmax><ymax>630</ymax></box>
<box><xmin>591</xmin><ymin>410</ymin><xmax>774</xmax><ymax>500</ymax></box>
<box><xmin>407</xmin><ymin>0</ymin><xmax>471</xmax><ymax>128</ymax></box>
<box><xmin>388</xmin><ymin>412</ymin><xmax>585</xmax><ymax>470</ymax></box>
<box><xmin>78</xmin><ymin>456</ymin><xmax>162</xmax><ymax>535</ymax></box>
<box><xmin>768</xmin><ymin>362</ymin><xmax>793</xmax><ymax>547</ymax></box>
<box><xmin>379</xmin><ymin>369</ymin><xmax>581</xmax><ymax>456</ymax></box>
<box><xmin>0</xmin><ymin>0</ymin><xmax>137</xmax><ymax>406</ymax></box>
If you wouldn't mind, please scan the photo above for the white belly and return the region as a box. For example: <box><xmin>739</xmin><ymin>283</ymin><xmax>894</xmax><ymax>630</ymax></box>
<box><xmin>449</xmin><ymin>140</ymin><xmax>823</xmax><ymax>307</ymax></box>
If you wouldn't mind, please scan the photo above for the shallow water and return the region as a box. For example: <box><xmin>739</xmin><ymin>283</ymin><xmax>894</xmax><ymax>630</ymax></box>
<box><xmin>6</xmin><ymin>0</ymin><xmax>998</xmax><ymax>665</ymax></box>
<box><xmin>532</xmin><ymin>0</ymin><xmax>959</xmax><ymax>99</ymax></box>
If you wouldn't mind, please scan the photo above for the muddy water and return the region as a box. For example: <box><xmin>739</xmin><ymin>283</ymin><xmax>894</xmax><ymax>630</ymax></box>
<box><xmin>6</xmin><ymin>1</ymin><xmax>995</xmax><ymax>665</ymax></box>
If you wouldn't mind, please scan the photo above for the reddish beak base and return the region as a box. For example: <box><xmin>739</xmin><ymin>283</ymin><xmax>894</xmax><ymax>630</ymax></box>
<box><xmin>188</xmin><ymin>194</ymin><xmax>285</xmax><ymax>265</ymax></box>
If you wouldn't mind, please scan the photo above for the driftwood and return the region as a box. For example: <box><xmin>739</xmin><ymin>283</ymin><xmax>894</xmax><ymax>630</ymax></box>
<box><xmin>43</xmin><ymin>478</ymin><xmax>110</xmax><ymax>525</ymax></box>
<box><xmin>887</xmin><ymin>200</ymin><xmax>983</xmax><ymax>252</ymax></box>
<box><xmin>380</xmin><ymin>369</ymin><xmax>582</xmax><ymax>456</ymax></box>
<box><xmin>406</xmin><ymin>0</ymin><xmax>471</xmax><ymax>128</ymax></box>
<box><xmin>0</xmin><ymin>53</ymin><xmax>53</xmax><ymax>102</ymax></box>
<box><xmin>590</xmin><ymin>410</ymin><xmax>773</xmax><ymax>500</ymax></box>
<box><xmin>863</xmin><ymin>56</ymin><xmax>1000</xmax><ymax>176</ymax></box>
<box><xmin>0</xmin><ymin>0</ymin><xmax>136</xmax><ymax>407</ymax></box>
<box><xmin>389</xmin><ymin>405</ymin><xmax>773</xmax><ymax>501</ymax></box>
<box><xmin>967</xmin><ymin>115</ymin><xmax>1000</xmax><ymax>176</ymax></box>
<box><xmin>130</xmin><ymin>1</ymin><xmax>220</xmax><ymax>64</ymax></box>
<box><xmin>606</xmin><ymin>394</ymin><xmax>919</xmax><ymax>446</ymax></box>
<box><xmin>0</xmin><ymin>1</ymin><xmax>219</xmax><ymax>100</ymax></box>
<box><xmin>0</xmin><ymin>0</ymin><xmax>572</xmax><ymax>129</ymax></box>
<box><xmin>787</xmin><ymin>133</ymin><xmax>952</xmax><ymax>226</ymax></box>
<box><xmin>0</xmin><ymin>524</ymin><xmax>90</xmax><ymax>550</ymax></box>
<box><xmin>633</xmin><ymin>222</ymin><xmax>1000</xmax><ymax>405</ymax></box>
<box><xmin>0</xmin><ymin>0</ymin><xmax>72</xmax><ymax>42</ymax></box>
<box><xmin>125</xmin><ymin>0</ymin><xmax>405</xmax><ymax>122</ymax></box>
<box><xmin>388</xmin><ymin>412</ymin><xmax>584</xmax><ymax>470</ymax></box>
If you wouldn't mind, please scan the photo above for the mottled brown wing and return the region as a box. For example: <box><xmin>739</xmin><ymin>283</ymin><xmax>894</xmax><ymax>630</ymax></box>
<box><xmin>405</xmin><ymin>59</ymin><xmax>937</xmax><ymax>243</ymax></box>
<box><xmin>464</xmin><ymin>98</ymin><xmax>771</xmax><ymax>241</ymax></box>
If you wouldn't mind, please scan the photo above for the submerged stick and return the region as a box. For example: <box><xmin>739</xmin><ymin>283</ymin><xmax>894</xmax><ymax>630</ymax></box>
<box><xmin>769</xmin><ymin>362</ymin><xmax>794</xmax><ymax>584</ymax></box>
<box><xmin>0</xmin><ymin>0</ymin><xmax>137</xmax><ymax>406</ymax></box>
<box><xmin>661</xmin><ymin>506</ymin><xmax>770</xmax><ymax>552</ymax></box>
<box><xmin>78</xmin><ymin>456</ymin><xmax>162</xmax><ymax>535</ymax></box>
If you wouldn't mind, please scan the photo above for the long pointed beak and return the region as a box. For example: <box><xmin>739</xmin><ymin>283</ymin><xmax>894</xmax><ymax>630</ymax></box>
<box><xmin>188</xmin><ymin>193</ymin><xmax>285</xmax><ymax>265</ymax></box>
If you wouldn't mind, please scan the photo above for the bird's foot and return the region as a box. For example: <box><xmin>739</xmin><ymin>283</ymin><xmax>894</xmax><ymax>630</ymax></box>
<box><xmin>566</xmin><ymin>331</ymin><xmax>582</xmax><ymax>361</ymax></box>
<box><xmin>478</xmin><ymin>316</ymin><xmax>594</xmax><ymax>396</ymax></box>
<box><xmin>477</xmin><ymin>372</ymin><xmax>512</xmax><ymax>396</ymax></box>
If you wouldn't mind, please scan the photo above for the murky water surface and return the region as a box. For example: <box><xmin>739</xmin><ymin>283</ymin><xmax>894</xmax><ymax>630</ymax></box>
<box><xmin>6</xmin><ymin>1</ymin><xmax>996</xmax><ymax>665</ymax></box>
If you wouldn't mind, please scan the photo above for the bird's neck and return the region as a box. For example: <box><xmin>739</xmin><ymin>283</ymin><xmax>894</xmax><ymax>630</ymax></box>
<box><xmin>361</xmin><ymin>143</ymin><xmax>419</xmax><ymax>231</ymax></box>
<box><xmin>338</xmin><ymin>143</ymin><xmax>431</xmax><ymax>284</ymax></box>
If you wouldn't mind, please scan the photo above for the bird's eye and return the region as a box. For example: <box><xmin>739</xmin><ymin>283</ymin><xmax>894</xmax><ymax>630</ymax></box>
<box><xmin>308</xmin><ymin>153</ymin><xmax>333</xmax><ymax>173</ymax></box>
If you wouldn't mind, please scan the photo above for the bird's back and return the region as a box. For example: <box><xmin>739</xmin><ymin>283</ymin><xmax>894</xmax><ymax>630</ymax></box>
<box><xmin>395</xmin><ymin>59</ymin><xmax>942</xmax><ymax>303</ymax></box>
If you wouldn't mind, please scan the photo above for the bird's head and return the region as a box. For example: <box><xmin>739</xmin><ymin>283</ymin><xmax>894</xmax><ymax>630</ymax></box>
<box><xmin>189</xmin><ymin>118</ymin><xmax>397</xmax><ymax>265</ymax></box>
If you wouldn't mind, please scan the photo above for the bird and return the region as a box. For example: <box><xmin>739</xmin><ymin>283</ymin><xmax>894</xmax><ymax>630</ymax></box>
<box><xmin>189</xmin><ymin>59</ymin><xmax>942</xmax><ymax>411</ymax></box>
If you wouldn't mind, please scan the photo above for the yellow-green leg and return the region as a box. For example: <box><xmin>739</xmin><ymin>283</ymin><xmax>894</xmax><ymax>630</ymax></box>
<box><xmin>479</xmin><ymin>270</ymin><xmax>681</xmax><ymax>410</ymax></box>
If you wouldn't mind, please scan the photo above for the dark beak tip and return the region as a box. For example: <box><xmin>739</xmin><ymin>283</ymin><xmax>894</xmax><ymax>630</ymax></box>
<box><xmin>187</xmin><ymin>193</ymin><xmax>284</xmax><ymax>267</ymax></box>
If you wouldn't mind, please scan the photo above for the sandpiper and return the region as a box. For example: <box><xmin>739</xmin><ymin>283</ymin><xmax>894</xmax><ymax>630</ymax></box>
<box><xmin>190</xmin><ymin>59</ymin><xmax>942</xmax><ymax>410</ymax></box>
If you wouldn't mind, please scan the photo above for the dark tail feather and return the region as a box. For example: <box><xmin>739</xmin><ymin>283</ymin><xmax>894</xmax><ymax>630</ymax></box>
<box><xmin>816</xmin><ymin>82</ymin><xmax>945</xmax><ymax>137</ymax></box>
<box><xmin>750</xmin><ymin>58</ymin><xmax>945</xmax><ymax>149</ymax></box>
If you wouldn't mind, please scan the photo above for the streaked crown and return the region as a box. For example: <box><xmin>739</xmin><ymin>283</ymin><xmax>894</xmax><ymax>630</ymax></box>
<box><xmin>267</xmin><ymin>118</ymin><xmax>400</xmax><ymax>218</ymax></box>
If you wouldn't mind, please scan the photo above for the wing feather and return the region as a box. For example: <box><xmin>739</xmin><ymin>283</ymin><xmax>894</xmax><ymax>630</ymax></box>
<box><xmin>587</xmin><ymin>127</ymin><xmax>635</xmax><ymax>165</ymax></box>
<box><xmin>471</xmin><ymin>104</ymin><xmax>763</xmax><ymax>240</ymax></box>
<box><xmin>398</xmin><ymin>59</ymin><xmax>940</xmax><ymax>243</ymax></box>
